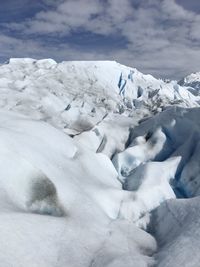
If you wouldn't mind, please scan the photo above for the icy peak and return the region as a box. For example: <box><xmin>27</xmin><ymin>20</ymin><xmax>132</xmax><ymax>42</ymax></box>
<box><xmin>179</xmin><ymin>71</ymin><xmax>200</xmax><ymax>91</ymax></box>
<box><xmin>183</xmin><ymin>71</ymin><xmax>200</xmax><ymax>81</ymax></box>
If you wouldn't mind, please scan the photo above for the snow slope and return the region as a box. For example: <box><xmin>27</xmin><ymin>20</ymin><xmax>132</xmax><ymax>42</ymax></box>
<box><xmin>0</xmin><ymin>58</ymin><xmax>200</xmax><ymax>266</ymax></box>
<box><xmin>0</xmin><ymin>111</ymin><xmax>157</xmax><ymax>267</ymax></box>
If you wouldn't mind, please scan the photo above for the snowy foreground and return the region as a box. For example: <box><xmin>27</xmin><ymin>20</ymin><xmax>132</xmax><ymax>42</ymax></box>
<box><xmin>0</xmin><ymin>59</ymin><xmax>200</xmax><ymax>266</ymax></box>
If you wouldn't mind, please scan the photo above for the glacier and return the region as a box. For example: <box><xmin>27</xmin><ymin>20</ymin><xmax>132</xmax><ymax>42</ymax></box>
<box><xmin>0</xmin><ymin>58</ymin><xmax>200</xmax><ymax>266</ymax></box>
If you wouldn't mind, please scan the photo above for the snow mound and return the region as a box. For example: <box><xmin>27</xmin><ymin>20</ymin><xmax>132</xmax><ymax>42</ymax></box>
<box><xmin>0</xmin><ymin>110</ymin><xmax>159</xmax><ymax>267</ymax></box>
<box><xmin>0</xmin><ymin>145</ymin><xmax>64</xmax><ymax>216</ymax></box>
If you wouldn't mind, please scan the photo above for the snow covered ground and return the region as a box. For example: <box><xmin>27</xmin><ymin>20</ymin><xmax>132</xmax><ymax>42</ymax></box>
<box><xmin>0</xmin><ymin>58</ymin><xmax>200</xmax><ymax>266</ymax></box>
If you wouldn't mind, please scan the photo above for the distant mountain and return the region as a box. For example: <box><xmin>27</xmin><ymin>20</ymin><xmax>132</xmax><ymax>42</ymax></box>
<box><xmin>179</xmin><ymin>72</ymin><xmax>200</xmax><ymax>95</ymax></box>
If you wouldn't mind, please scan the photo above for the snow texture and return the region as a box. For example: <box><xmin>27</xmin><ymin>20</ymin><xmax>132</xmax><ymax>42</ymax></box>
<box><xmin>0</xmin><ymin>58</ymin><xmax>199</xmax><ymax>266</ymax></box>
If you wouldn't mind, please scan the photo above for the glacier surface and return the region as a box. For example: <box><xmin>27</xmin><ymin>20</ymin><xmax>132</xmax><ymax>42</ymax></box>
<box><xmin>0</xmin><ymin>58</ymin><xmax>199</xmax><ymax>266</ymax></box>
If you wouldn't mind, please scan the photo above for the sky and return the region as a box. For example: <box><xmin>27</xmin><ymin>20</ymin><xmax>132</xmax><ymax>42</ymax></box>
<box><xmin>0</xmin><ymin>0</ymin><xmax>200</xmax><ymax>79</ymax></box>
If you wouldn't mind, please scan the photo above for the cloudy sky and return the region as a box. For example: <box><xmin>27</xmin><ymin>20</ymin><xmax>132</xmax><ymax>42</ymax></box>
<box><xmin>0</xmin><ymin>0</ymin><xmax>200</xmax><ymax>79</ymax></box>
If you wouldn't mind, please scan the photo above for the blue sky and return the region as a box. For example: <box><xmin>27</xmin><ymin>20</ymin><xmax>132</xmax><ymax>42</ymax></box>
<box><xmin>0</xmin><ymin>0</ymin><xmax>200</xmax><ymax>79</ymax></box>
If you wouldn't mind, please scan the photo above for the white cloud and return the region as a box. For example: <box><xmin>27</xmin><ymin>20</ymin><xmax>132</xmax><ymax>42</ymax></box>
<box><xmin>1</xmin><ymin>0</ymin><xmax>200</xmax><ymax>79</ymax></box>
